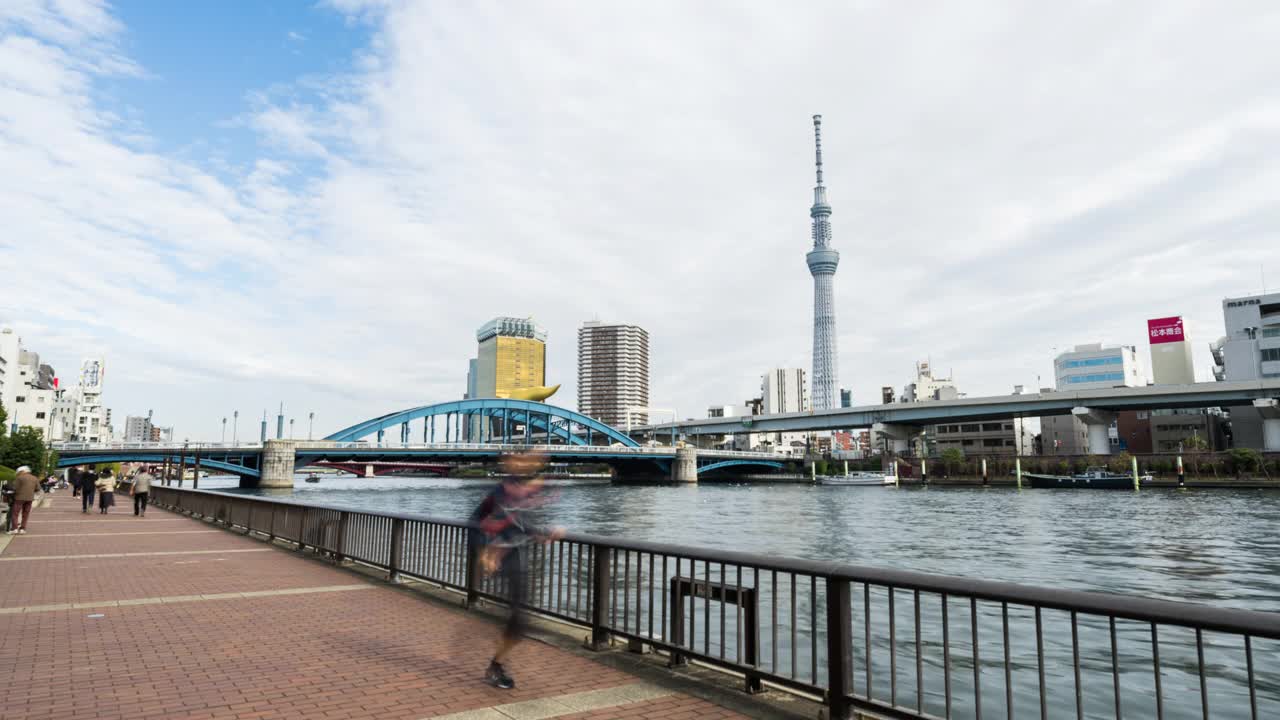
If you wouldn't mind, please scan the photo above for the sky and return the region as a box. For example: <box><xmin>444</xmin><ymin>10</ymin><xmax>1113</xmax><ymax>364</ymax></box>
<box><xmin>1</xmin><ymin>0</ymin><xmax>1279</xmax><ymax>441</ymax></box>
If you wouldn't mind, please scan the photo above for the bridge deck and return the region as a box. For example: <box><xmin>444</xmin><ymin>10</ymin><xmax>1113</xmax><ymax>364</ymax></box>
<box><xmin>0</xmin><ymin>492</ymin><xmax>752</xmax><ymax>720</ymax></box>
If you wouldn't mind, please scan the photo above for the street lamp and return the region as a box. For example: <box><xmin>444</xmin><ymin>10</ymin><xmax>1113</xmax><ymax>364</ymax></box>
<box><xmin>289</xmin><ymin>418</ymin><xmax>295</xmax><ymax>439</ymax></box>
<box><xmin>221</xmin><ymin>417</ymin><xmax>227</xmax><ymax>443</ymax></box>
<box><xmin>308</xmin><ymin>411</ymin><xmax>315</xmax><ymax>441</ymax></box>
<box><xmin>232</xmin><ymin>410</ymin><xmax>239</xmax><ymax>444</ymax></box>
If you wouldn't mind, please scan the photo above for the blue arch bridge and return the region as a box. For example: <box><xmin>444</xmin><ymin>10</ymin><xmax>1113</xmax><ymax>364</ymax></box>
<box><xmin>53</xmin><ymin>399</ymin><xmax>788</xmax><ymax>488</ymax></box>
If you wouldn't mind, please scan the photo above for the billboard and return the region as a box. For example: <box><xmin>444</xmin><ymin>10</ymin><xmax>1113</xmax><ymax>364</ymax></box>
<box><xmin>1147</xmin><ymin>316</ymin><xmax>1185</xmax><ymax>345</ymax></box>
<box><xmin>79</xmin><ymin>358</ymin><xmax>105</xmax><ymax>391</ymax></box>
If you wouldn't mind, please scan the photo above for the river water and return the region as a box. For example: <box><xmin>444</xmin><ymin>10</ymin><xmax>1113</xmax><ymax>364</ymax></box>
<box><xmin>199</xmin><ymin>474</ymin><xmax>1280</xmax><ymax>718</ymax></box>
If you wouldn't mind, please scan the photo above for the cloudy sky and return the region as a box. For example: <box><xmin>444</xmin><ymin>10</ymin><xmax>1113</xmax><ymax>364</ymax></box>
<box><xmin>2</xmin><ymin>0</ymin><xmax>1278</xmax><ymax>440</ymax></box>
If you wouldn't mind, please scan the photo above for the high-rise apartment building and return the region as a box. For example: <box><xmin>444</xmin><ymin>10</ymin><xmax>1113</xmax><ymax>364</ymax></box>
<box><xmin>577</xmin><ymin>321</ymin><xmax>650</xmax><ymax>428</ymax></box>
<box><xmin>124</xmin><ymin>414</ymin><xmax>154</xmax><ymax>442</ymax></box>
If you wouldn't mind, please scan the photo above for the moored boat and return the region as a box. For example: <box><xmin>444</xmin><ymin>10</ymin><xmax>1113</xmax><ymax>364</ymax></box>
<box><xmin>1024</xmin><ymin>466</ymin><xmax>1151</xmax><ymax>489</ymax></box>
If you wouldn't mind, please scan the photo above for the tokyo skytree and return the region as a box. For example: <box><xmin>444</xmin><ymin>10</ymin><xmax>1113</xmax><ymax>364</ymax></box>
<box><xmin>806</xmin><ymin>114</ymin><xmax>840</xmax><ymax>411</ymax></box>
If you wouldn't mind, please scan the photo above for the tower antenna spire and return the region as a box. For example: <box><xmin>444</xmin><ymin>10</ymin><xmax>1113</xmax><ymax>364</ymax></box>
<box><xmin>813</xmin><ymin>114</ymin><xmax>824</xmax><ymax>186</ymax></box>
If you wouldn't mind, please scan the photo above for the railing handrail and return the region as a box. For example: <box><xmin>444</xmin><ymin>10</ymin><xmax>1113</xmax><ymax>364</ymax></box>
<box><xmin>151</xmin><ymin>484</ymin><xmax>1280</xmax><ymax>640</ymax></box>
<box><xmin>51</xmin><ymin>441</ymin><xmax>784</xmax><ymax>459</ymax></box>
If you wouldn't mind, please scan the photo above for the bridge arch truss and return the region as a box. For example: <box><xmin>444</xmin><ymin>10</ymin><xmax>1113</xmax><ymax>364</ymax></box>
<box><xmin>325</xmin><ymin>399</ymin><xmax>640</xmax><ymax>448</ymax></box>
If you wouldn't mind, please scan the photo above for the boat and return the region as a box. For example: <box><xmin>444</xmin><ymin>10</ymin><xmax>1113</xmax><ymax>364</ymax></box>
<box><xmin>304</xmin><ymin>474</ymin><xmax>320</xmax><ymax>484</ymax></box>
<box><xmin>1023</xmin><ymin>466</ymin><xmax>1151</xmax><ymax>489</ymax></box>
<box><xmin>819</xmin><ymin>466</ymin><xmax>898</xmax><ymax>486</ymax></box>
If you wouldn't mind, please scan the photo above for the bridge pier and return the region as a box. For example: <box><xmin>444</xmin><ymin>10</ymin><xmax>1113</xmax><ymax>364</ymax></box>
<box><xmin>1256</xmin><ymin>399</ymin><xmax>1280</xmax><ymax>452</ymax></box>
<box><xmin>671</xmin><ymin>447</ymin><xmax>698</xmax><ymax>483</ymax></box>
<box><xmin>260</xmin><ymin>440</ymin><xmax>298</xmax><ymax>489</ymax></box>
<box><xmin>873</xmin><ymin>423</ymin><xmax>916</xmax><ymax>455</ymax></box>
<box><xmin>1072</xmin><ymin>407</ymin><xmax>1116</xmax><ymax>456</ymax></box>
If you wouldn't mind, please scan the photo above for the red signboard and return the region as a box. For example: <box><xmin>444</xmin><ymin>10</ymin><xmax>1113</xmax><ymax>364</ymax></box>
<box><xmin>1147</xmin><ymin>316</ymin><xmax>1185</xmax><ymax>345</ymax></box>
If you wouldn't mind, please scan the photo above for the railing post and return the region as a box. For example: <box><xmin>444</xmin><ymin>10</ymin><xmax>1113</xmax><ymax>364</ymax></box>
<box><xmin>389</xmin><ymin>517</ymin><xmax>404</xmax><ymax>582</ymax></box>
<box><xmin>334</xmin><ymin>511</ymin><xmax>349</xmax><ymax>562</ymax></box>
<box><xmin>588</xmin><ymin>545</ymin><xmax>611</xmax><ymax>650</ymax></box>
<box><xmin>826</xmin><ymin>577</ymin><xmax>853</xmax><ymax>720</ymax></box>
<box><xmin>268</xmin><ymin>504</ymin><xmax>277</xmax><ymax>542</ymax></box>
<box><xmin>464</xmin><ymin>530</ymin><xmax>480</xmax><ymax>608</ymax></box>
<box><xmin>297</xmin><ymin>508</ymin><xmax>310</xmax><ymax>551</ymax></box>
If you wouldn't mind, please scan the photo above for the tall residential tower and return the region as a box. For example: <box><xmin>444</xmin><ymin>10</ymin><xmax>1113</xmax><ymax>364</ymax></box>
<box><xmin>806</xmin><ymin>115</ymin><xmax>840</xmax><ymax>410</ymax></box>
<box><xmin>577</xmin><ymin>321</ymin><xmax>650</xmax><ymax>427</ymax></box>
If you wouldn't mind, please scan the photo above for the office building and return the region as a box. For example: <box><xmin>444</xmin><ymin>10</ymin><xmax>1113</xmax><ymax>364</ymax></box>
<box><xmin>1211</xmin><ymin>292</ymin><xmax>1280</xmax><ymax>449</ymax></box>
<box><xmin>472</xmin><ymin>317</ymin><xmax>548</xmax><ymax>398</ymax></box>
<box><xmin>1147</xmin><ymin>316</ymin><xmax>1195</xmax><ymax>384</ymax></box>
<box><xmin>900</xmin><ymin>360</ymin><xmax>959</xmax><ymax>403</ymax></box>
<box><xmin>577</xmin><ymin>321</ymin><xmax>650</xmax><ymax>428</ymax></box>
<box><xmin>1054</xmin><ymin>343</ymin><xmax>1145</xmax><ymax>389</ymax></box>
<box><xmin>1040</xmin><ymin>344</ymin><xmax>1145</xmax><ymax>455</ymax></box>
<box><xmin>761</xmin><ymin>368</ymin><xmax>809</xmax><ymax>455</ymax></box>
<box><xmin>881</xmin><ymin>386</ymin><xmax>895</xmax><ymax>405</ymax></box>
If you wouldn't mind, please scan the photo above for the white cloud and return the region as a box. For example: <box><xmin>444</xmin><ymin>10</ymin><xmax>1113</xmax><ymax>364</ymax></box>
<box><xmin>2</xmin><ymin>0</ymin><xmax>1279</xmax><ymax>438</ymax></box>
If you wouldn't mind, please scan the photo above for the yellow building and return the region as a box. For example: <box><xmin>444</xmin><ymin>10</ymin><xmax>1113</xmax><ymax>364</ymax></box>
<box><xmin>471</xmin><ymin>317</ymin><xmax>548</xmax><ymax>400</ymax></box>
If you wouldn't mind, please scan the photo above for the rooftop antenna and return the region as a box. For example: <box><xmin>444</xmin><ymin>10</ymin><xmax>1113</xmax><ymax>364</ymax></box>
<box><xmin>813</xmin><ymin>114</ymin><xmax>824</xmax><ymax>187</ymax></box>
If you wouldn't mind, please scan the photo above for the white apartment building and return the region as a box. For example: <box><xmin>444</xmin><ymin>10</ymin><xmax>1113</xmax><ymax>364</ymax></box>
<box><xmin>760</xmin><ymin>368</ymin><xmax>809</xmax><ymax>455</ymax></box>
<box><xmin>73</xmin><ymin>358</ymin><xmax>109</xmax><ymax>442</ymax></box>
<box><xmin>577</xmin><ymin>321</ymin><xmax>650</xmax><ymax>428</ymax></box>
<box><xmin>1212</xmin><ymin>292</ymin><xmax>1280</xmax><ymax>450</ymax></box>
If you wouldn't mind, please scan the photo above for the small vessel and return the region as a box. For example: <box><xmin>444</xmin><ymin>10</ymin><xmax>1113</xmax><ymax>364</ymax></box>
<box><xmin>304</xmin><ymin>474</ymin><xmax>320</xmax><ymax>484</ymax></box>
<box><xmin>819</xmin><ymin>471</ymin><xmax>896</xmax><ymax>486</ymax></box>
<box><xmin>1024</xmin><ymin>466</ymin><xmax>1151</xmax><ymax>490</ymax></box>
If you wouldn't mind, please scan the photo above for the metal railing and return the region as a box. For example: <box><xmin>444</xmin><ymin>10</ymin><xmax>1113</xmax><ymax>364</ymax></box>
<box><xmin>53</xmin><ymin>441</ymin><xmax>782</xmax><ymax>459</ymax></box>
<box><xmin>147</xmin><ymin>485</ymin><xmax>1280</xmax><ymax>719</ymax></box>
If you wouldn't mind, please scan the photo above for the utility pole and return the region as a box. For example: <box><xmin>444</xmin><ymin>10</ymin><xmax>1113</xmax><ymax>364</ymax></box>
<box><xmin>308</xmin><ymin>411</ymin><xmax>315</xmax><ymax>441</ymax></box>
<box><xmin>232</xmin><ymin>410</ymin><xmax>238</xmax><ymax>444</ymax></box>
<box><xmin>221</xmin><ymin>417</ymin><xmax>227</xmax><ymax>443</ymax></box>
<box><xmin>289</xmin><ymin>418</ymin><xmax>295</xmax><ymax>439</ymax></box>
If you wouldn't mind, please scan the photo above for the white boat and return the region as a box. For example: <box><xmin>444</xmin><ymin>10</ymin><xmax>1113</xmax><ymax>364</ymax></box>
<box><xmin>819</xmin><ymin>470</ymin><xmax>897</xmax><ymax>486</ymax></box>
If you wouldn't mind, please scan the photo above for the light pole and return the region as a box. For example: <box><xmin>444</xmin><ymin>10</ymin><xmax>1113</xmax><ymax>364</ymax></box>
<box><xmin>308</xmin><ymin>411</ymin><xmax>315</xmax><ymax>441</ymax></box>
<box><xmin>289</xmin><ymin>418</ymin><xmax>295</xmax><ymax>439</ymax></box>
<box><xmin>221</xmin><ymin>417</ymin><xmax>227</xmax><ymax>443</ymax></box>
<box><xmin>232</xmin><ymin>411</ymin><xmax>239</xmax><ymax>444</ymax></box>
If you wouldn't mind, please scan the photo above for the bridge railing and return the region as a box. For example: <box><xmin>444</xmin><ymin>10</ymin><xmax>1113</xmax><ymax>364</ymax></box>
<box><xmin>145</xmin><ymin>485</ymin><xmax>1280</xmax><ymax>720</ymax></box>
<box><xmin>55</xmin><ymin>440</ymin><xmax>783</xmax><ymax>459</ymax></box>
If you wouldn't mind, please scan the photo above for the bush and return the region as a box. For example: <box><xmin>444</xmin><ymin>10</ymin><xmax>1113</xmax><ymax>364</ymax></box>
<box><xmin>0</xmin><ymin>465</ymin><xmax>14</xmax><ymax>484</ymax></box>
<box><xmin>1228</xmin><ymin>448</ymin><xmax>1263</xmax><ymax>476</ymax></box>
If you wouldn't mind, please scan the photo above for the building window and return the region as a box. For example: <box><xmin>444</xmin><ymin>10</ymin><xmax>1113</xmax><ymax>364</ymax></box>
<box><xmin>961</xmin><ymin>424</ymin><xmax>980</xmax><ymax>432</ymax></box>
<box><xmin>35</xmin><ymin>412</ymin><xmax>45</xmax><ymax>419</ymax></box>
<box><xmin>1060</xmin><ymin>356</ymin><xmax>1124</xmax><ymax>369</ymax></box>
<box><xmin>1262</xmin><ymin>327</ymin><xmax>1280</xmax><ymax>338</ymax></box>
<box><xmin>15</xmin><ymin>395</ymin><xmax>25</xmax><ymax>403</ymax></box>
<box><xmin>1064</xmin><ymin>372</ymin><xmax>1126</xmax><ymax>384</ymax></box>
<box><xmin>1261</xmin><ymin>348</ymin><xmax>1280</xmax><ymax>362</ymax></box>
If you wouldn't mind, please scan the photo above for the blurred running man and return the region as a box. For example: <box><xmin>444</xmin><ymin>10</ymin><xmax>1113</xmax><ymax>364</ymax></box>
<box><xmin>469</xmin><ymin>450</ymin><xmax>563</xmax><ymax>689</ymax></box>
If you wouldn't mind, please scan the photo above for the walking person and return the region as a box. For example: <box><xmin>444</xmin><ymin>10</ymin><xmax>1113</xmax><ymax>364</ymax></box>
<box><xmin>96</xmin><ymin>469</ymin><xmax>116</xmax><ymax>514</ymax></box>
<box><xmin>79</xmin><ymin>467</ymin><xmax>97</xmax><ymax>513</ymax></box>
<box><xmin>71</xmin><ymin>467</ymin><xmax>80</xmax><ymax>498</ymax></box>
<box><xmin>469</xmin><ymin>450</ymin><xmax>563</xmax><ymax>689</ymax></box>
<box><xmin>130</xmin><ymin>468</ymin><xmax>153</xmax><ymax>517</ymax></box>
<box><xmin>7</xmin><ymin>466</ymin><xmax>40</xmax><ymax>535</ymax></box>
<box><xmin>2</xmin><ymin>480</ymin><xmax>15</xmax><ymax>533</ymax></box>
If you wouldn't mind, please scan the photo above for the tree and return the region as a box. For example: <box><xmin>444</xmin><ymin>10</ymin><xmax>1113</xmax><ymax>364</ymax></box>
<box><xmin>0</xmin><ymin>426</ymin><xmax>48</xmax><ymax>475</ymax></box>
<box><xmin>0</xmin><ymin>398</ymin><xmax>7</xmax><ymax>438</ymax></box>
<box><xmin>940</xmin><ymin>448</ymin><xmax>964</xmax><ymax>476</ymax></box>
<box><xmin>1228</xmin><ymin>448</ymin><xmax>1262</xmax><ymax>477</ymax></box>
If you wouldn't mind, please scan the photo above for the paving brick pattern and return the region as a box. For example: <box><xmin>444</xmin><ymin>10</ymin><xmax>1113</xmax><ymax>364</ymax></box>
<box><xmin>0</xmin><ymin>493</ymin><xmax>751</xmax><ymax>719</ymax></box>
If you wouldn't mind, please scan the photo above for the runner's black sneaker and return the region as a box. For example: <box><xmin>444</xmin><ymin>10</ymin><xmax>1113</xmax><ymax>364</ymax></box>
<box><xmin>485</xmin><ymin>661</ymin><xmax>514</xmax><ymax>689</ymax></box>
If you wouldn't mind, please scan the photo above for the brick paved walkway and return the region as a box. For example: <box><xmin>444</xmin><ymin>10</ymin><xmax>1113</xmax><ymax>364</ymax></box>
<box><xmin>0</xmin><ymin>492</ymin><xmax>750</xmax><ymax>720</ymax></box>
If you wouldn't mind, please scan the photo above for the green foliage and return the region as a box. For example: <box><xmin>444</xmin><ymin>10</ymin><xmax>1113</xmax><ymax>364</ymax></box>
<box><xmin>1183</xmin><ymin>434</ymin><xmax>1209</xmax><ymax>452</ymax></box>
<box><xmin>1108</xmin><ymin>452</ymin><xmax>1135</xmax><ymax>474</ymax></box>
<box><xmin>0</xmin><ymin>465</ymin><xmax>14</xmax><ymax>484</ymax></box>
<box><xmin>0</xmin><ymin>399</ymin><xmax>7</xmax><ymax>438</ymax></box>
<box><xmin>0</xmin><ymin>426</ymin><xmax>47</xmax><ymax>475</ymax></box>
<box><xmin>939</xmin><ymin>448</ymin><xmax>964</xmax><ymax>472</ymax></box>
<box><xmin>1228</xmin><ymin>448</ymin><xmax>1262</xmax><ymax>475</ymax></box>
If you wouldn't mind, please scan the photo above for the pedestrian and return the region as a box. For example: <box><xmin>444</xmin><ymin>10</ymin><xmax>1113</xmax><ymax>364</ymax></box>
<box><xmin>80</xmin><ymin>467</ymin><xmax>98</xmax><ymax>513</ymax></box>
<box><xmin>8</xmin><ymin>466</ymin><xmax>41</xmax><ymax>535</ymax></box>
<box><xmin>95</xmin><ymin>469</ymin><xmax>116</xmax><ymax>514</ymax></box>
<box><xmin>71</xmin><ymin>467</ymin><xmax>81</xmax><ymax>497</ymax></box>
<box><xmin>1</xmin><ymin>480</ymin><xmax>15</xmax><ymax>533</ymax></box>
<box><xmin>469</xmin><ymin>449</ymin><xmax>563</xmax><ymax>689</ymax></box>
<box><xmin>130</xmin><ymin>468</ymin><xmax>153</xmax><ymax>517</ymax></box>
